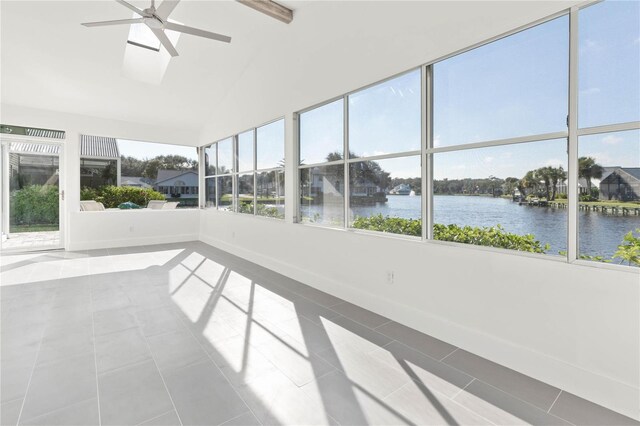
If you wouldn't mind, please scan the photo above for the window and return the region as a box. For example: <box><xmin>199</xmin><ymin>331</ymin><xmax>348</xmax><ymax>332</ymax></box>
<box><xmin>205</xmin><ymin>119</ymin><xmax>285</xmax><ymax>219</ymax></box>
<box><xmin>575</xmin><ymin>1</ymin><xmax>640</xmax><ymax>267</ymax></box>
<box><xmin>300</xmin><ymin>164</ymin><xmax>345</xmax><ymax>227</ymax></box>
<box><xmin>238</xmin><ymin>130</ymin><xmax>254</xmax><ymax>173</ymax></box>
<box><xmin>433</xmin><ymin>16</ymin><xmax>568</xmax><ymax>147</ymax></box>
<box><xmin>298</xmin><ymin>71</ymin><xmax>421</xmax><ymax>234</ymax></box>
<box><xmin>349</xmin><ymin>70</ymin><xmax>421</xmax><ymax>157</ymax></box>
<box><xmin>80</xmin><ymin>136</ymin><xmax>198</xmax><ymax>209</ymax></box>
<box><xmin>255</xmin><ymin>120</ymin><xmax>285</xmax><ymax>218</ymax></box>
<box><xmin>205</xmin><ymin>138</ymin><xmax>234</xmax><ymax>211</ymax></box>
<box><xmin>433</xmin><ymin>139</ymin><xmax>568</xmax><ymax>255</ymax></box>
<box><xmin>425</xmin><ymin>15</ymin><xmax>571</xmax><ymax>255</ymax></box>
<box><xmin>299</xmin><ymin>99</ymin><xmax>343</xmax><ymax>165</ymax></box>
<box><xmin>578</xmin><ymin>1</ymin><xmax>640</xmax><ymax>128</ymax></box>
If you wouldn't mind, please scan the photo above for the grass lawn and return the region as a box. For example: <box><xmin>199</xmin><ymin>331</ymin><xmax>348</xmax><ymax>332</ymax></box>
<box><xmin>11</xmin><ymin>224</ymin><xmax>59</xmax><ymax>233</ymax></box>
<box><xmin>550</xmin><ymin>199</ymin><xmax>640</xmax><ymax>208</ymax></box>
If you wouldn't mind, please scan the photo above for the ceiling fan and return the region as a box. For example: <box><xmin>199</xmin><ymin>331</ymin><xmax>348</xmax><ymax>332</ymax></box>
<box><xmin>81</xmin><ymin>0</ymin><xmax>231</xmax><ymax>57</ymax></box>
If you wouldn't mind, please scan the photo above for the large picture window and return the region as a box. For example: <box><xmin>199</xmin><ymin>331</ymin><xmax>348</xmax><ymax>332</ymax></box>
<box><xmin>288</xmin><ymin>1</ymin><xmax>638</xmax><ymax>267</ymax></box>
<box><xmin>80</xmin><ymin>136</ymin><xmax>198</xmax><ymax>209</ymax></box>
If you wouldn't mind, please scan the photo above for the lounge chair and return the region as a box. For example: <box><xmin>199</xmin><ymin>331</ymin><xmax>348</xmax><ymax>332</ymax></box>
<box><xmin>146</xmin><ymin>200</ymin><xmax>167</xmax><ymax>210</ymax></box>
<box><xmin>163</xmin><ymin>201</ymin><xmax>179</xmax><ymax>209</ymax></box>
<box><xmin>80</xmin><ymin>200</ymin><xmax>106</xmax><ymax>211</ymax></box>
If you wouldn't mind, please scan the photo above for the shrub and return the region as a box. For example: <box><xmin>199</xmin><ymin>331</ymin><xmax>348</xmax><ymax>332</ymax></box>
<box><xmin>238</xmin><ymin>202</ymin><xmax>284</xmax><ymax>219</ymax></box>
<box><xmin>613</xmin><ymin>229</ymin><xmax>640</xmax><ymax>267</ymax></box>
<box><xmin>352</xmin><ymin>214</ymin><xmax>549</xmax><ymax>253</ymax></box>
<box><xmin>80</xmin><ymin>185</ymin><xmax>165</xmax><ymax>208</ymax></box>
<box><xmin>10</xmin><ymin>185</ymin><xmax>59</xmax><ymax>225</ymax></box>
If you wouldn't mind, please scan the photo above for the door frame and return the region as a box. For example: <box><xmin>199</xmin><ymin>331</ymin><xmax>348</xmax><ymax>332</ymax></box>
<box><xmin>0</xmin><ymin>135</ymin><xmax>66</xmax><ymax>251</ymax></box>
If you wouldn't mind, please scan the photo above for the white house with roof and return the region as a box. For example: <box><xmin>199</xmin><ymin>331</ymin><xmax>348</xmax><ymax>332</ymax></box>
<box><xmin>154</xmin><ymin>169</ymin><xmax>198</xmax><ymax>199</ymax></box>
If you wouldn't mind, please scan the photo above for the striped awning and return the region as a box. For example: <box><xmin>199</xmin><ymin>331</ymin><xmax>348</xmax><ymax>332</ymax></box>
<box><xmin>10</xmin><ymin>142</ymin><xmax>60</xmax><ymax>155</ymax></box>
<box><xmin>1</xmin><ymin>124</ymin><xmax>65</xmax><ymax>139</ymax></box>
<box><xmin>80</xmin><ymin>135</ymin><xmax>119</xmax><ymax>159</ymax></box>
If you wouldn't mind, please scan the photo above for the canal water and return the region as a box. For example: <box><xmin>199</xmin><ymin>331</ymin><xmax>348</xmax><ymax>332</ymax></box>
<box><xmin>346</xmin><ymin>195</ymin><xmax>640</xmax><ymax>258</ymax></box>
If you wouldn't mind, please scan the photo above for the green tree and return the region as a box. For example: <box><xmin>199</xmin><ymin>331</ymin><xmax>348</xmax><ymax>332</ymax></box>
<box><xmin>548</xmin><ymin>166</ymin><xmax>566</xmax><ymax>201</ymax></box>
<box><xmin>536</xmin><ymin>167</ymin><xmax>553</xmax><ymax>201</ymax></box>
<box><xmin>578</xmin><ymin>156</ymin><xmax>604</xmax><ymax>196</ymax></box>
<box><xmin>503</xmin><ymin>177</ymin><xmax>520</xmax><ymax>196</ymax></box>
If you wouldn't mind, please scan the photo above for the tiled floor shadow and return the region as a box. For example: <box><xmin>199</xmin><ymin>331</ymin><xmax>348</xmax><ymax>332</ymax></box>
<box><xmin>1</xmin><ymin>241</ymin><xmax>637</xmax><ymax>426</ymax></box>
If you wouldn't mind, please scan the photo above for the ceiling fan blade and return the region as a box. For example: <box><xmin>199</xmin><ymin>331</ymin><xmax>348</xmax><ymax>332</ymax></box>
<box><xmin>150</xmin><ymin>27</ymin><xmax>179</xmax><ymax>57</ymax></box>
<box><xmin>82</xmin><ymin>18</ymin><xmax>144</xmax><ymax>27</ymax></box>
<box><xmin>115</xmin><ymin>0</ymin><xmax>147</xmax><ymax>16</ymax></box>
<box><xmin>155</xmin><ymin>0</ymin><xmax>180</xmax><ymax>20</ymax></box>
<box><xmin>164</xmin><ymin>21</ymin><xmax>231</xmax><ymax>43</ymax></box>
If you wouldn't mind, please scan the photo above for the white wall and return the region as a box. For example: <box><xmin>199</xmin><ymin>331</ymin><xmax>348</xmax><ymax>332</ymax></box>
<box><xmin>0</xmin><ymin>104</ymin><xmax>201</xmax><ymax>250</ymax></box>
<box><xmin>68</xmin><ymin>209</ymin><xmax>198</xmax><ymax>250</ymax></box>
<box><xmin>200</xmin><ymin>210</ymin><xmax>640</xmax><ymax>420</ymax></box>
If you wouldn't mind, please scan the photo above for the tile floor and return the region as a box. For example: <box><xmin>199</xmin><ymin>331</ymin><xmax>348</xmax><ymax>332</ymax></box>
<box><xmin>1</xmin><ymin>242</ymin><xmax>638</xmax><ymax>426</ymax></box>
<box><xmin>1</xmin><ymin>231</ymin><xmax>60</xmax><ymax>251</ymax></box>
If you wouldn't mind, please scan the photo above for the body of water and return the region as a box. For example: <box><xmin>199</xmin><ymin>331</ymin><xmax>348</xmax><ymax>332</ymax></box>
<box><xmin>306</xmin><ymin>195</ymin><xmax>639</xmax><ymax>258</ymax></box>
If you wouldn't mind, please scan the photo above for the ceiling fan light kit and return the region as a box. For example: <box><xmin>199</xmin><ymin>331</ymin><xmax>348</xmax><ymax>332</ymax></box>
<box><xmin>81</xmin><ymin>0</ymin><xmax>232</xmax><ymax>57</ymax></box>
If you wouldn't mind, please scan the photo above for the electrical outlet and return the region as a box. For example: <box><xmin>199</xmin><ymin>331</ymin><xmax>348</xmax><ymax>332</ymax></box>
<box><xmin>386</xmin><ymin>271</ymin><xmax>394</xmax><ymax>285</ymax></box>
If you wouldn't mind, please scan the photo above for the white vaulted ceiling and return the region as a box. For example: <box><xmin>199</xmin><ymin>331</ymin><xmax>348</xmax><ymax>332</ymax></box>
<box><xmin>1</xmin><ymin>1</ymin><xmax>580</xmax><ymax>143</ymax></box>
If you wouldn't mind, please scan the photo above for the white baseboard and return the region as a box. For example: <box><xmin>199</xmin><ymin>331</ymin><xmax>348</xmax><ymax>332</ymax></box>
<box><xmin>199</xmin><ymin>234</ymin><xmax>639</xmax><ymax>421</ymax></box>
<box><xmin>68</xmin><ymin>233</ymin><xmax>198</xmax><ymax>251</ymax></box>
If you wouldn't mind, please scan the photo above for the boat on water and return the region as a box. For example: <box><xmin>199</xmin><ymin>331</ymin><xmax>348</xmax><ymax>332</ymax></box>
<box><xmin>390</xmin><ymin>183</ymin><xmax>412</xmax><ymax>195</ymax></box>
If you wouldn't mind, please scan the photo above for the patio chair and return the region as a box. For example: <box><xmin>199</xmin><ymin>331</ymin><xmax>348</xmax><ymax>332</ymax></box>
<box><xmin>80</xmin><ymin>200</ymin><xmax>106</xmax><ymax>211</ymax></box>
<box><xmin>163</xmin><ymin>201</ymin><xmax>180</xmax><ymax>209</ymax></box>
<box><xmin>146</xmin><ymin>200</ymin><xmax>167</xmax><ymax>210</ymax></box>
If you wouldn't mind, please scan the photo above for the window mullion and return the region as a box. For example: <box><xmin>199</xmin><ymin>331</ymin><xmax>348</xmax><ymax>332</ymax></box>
<box><xmin>567</xmin><ymin>6</ymin><xmax>579</xmax><ymax>263</ymax></box>
<box><xmin>343</xmin><ymin>95</ymin><xmax>349</xmax><ymax>230</ymax></box>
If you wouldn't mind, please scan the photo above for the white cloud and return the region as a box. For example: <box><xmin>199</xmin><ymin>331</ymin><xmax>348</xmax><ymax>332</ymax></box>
<box><xmin>483</xmin><ymin>156</ymin><xmax>494</xmax><ymax>164</ymax></box>
<box><xmin>602</xmin><ymin>135</ymin><xmax>623</xmax><ymax>145</ymax></box>
<box><xmin>433</xmin><ymin>134</ymin><xmax>442</xmax><ymax>148</ymax></box>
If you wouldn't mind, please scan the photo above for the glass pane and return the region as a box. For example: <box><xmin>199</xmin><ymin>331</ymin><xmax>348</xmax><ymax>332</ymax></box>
<box><xmin>236</xmin><ymin>173</ymin><xmax>255</xmax><ymax>214</ymax></box>
<box><xmin>349</xmin><ymin>70</ymin><xmax>421</xmax><ymax>157</ymax></box>
<box><xmin>299</xmin><ymin>99</ymin><xmax>343</xmax><ymax>165</ymax></box>
<box><xmin>238</xmin><ymin>131</ymin><xmax>254</xmax><ymax>172</ymax></box>
<box><xmin>299</xmin><ymin>164</ymin><xmax>344</xmax><ymax>227</ymax></box>
<box><xmin>256</xmin><ymin>170</ymin><xmax>285</xmax><ymax>219</ymax></box>
<box><xmin>349</xmin><ymin>156</ymin><xmax>421</xmax><ymax>236</ymax></box>
<box><xmin>433</xmin><ymin>16</ymin><xmax>568</xmax><ymax>147</ymax></box>
<box><xmin>116</xmin><ymin>139</ymin><xmax>198</xmax><ymax>209</ymax></box>
<box><xmin>205</xmin><ymin>177</ymin><xmax>216</xmax><ymax>208</ymax></box>
<box><xmin>217</xmin><ymin>175</ymin><xmax>233</xmax><ymax>211</ymax></box>
<box><xmin>80</xmin><ymin>159</ymin><xmax>117</xmax><ymax>188</ymax></box>
<box><xmin>205</xmin><ymin>145</ymin><xmax>216</xmax><ymax>175</ymax></box>
<box><xmin>433</xmin><ymin>139</ymin><xmax>568</xmax><ymax>255</ymax></box>
<box><xmin>217</xmin><ymin>138</ymin><xmax>234</xmax><ymax>174</ymax></box>
<box><xmin>257</xmin><ymin>119</ymin><xmax>285</xmax><ymax>170</ymax></box>
<box><xmin>578</xmin><ymin>130</ymin><xmax>640</xmax><ymax>266</ymax></box>
<box><xmin>9</xmin><ymin>153</ymin><xmax>59</xmax><ymax>233</ymax></box>
<box><xmin>579</xmin><ymin>1</ymin><xmax>640</xmax><ymax>128</ymax></box>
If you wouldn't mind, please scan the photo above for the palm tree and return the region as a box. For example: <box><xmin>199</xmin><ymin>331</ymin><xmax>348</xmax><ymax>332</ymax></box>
<box><xmin>548</xmin><ymin>166</ymin><xmax>566</xmax><ymax>201</ymax></box>
<box><xmin>521</xmin><ymin>170</ymin><xmax>539</xmax><ymax>198</ymax></box>
<box><xmin>536</xmin><ymin>167</ymin><xmax>553</xmax><ymax>201</ymax></box>
<box><xmin>578</xmin><ymin>157</ymin><xmax>604</xmax><ymax>196</ymax></box>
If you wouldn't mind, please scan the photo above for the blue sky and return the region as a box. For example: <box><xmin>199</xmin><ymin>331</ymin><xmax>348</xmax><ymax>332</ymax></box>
<box><xmin>300</xmin><ymin>0</ymin><xmax>639</xmax><ymax>181</ymax></box>
<box><xmin>118</xmin><ymin>139</ymin><xmax>197</xmax><ymax>161</ymax></box>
